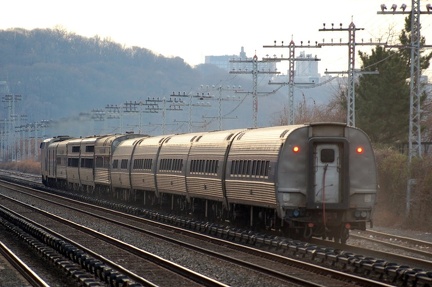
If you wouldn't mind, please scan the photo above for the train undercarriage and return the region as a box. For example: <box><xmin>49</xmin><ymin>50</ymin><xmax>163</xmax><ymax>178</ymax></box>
<box><xmin>43</xmin><ymin>179</ymin><xmax>358</xmax><ymax>244</ymax></box>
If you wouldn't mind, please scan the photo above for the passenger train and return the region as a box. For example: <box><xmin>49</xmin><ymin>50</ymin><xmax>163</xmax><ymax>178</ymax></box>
<box><xmin>40</xmin><ymin>122</ymin><xmax>377</xmax><ymax>243</ymax></box>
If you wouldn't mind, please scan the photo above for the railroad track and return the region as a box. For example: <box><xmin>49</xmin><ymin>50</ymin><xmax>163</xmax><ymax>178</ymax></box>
<box><xmin>0</xmin><ymin>195</ymin><xmax>226</xmax><ymax>286</ymax></box>
<box><xmin>353</xmin><ymin>229</ymin><xmax>432</xmax><ymax>257</ymax></box>
<box><xmin>0</xmin><ymin>240</ymin><xmax>49</xmax><ymax>287</ymax></box>
<box><xmin>0</xmin><ymin>179</ymin><xmax>394</xmax><ymax>287</ymax></box>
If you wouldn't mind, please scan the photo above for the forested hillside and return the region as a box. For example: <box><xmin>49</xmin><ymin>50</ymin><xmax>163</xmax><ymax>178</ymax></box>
<box><xmin>0</xmin><ymin>28</ymin><xmax>273</xmax><ymax>134</ymax></box>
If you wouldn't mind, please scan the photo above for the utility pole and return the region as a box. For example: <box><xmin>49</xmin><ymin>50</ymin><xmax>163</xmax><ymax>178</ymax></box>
<box><xmin>378</xmin><ymin>1</ymin><xmax>432</xmax><ymax>161</ymax></box>
<box><xmin>170</xmin><ymin>91</ymin><xmax>211</xmax><ymax>132</ymax></box>
<box><xmin>145</xmin><ymin>97</ymin><xmax>183</xmax><ymax>134</ymax></box>
<box><xmin>378</xmin><ymin>1</ymin><xmax>432</xmax><ymax>217</ymax></box>
<box><xmin>263</xmin><ymin>39</ymin><xmax>321</xmax><ymax>124</ymax></box>
<box><xmin>3</xmin><ymin>94</ymin><xmax>22</xmax><ymax>161</ymax></box>
<box><xmin>105</xmin><ymin>104</ymin><xmax>123</xmax><ymax>133</ymax></box>
<box><xmin>319</xmin><ymin>21</ymin><xmax>386</xmax><ymax>126</ymax></box>
<box><xmin>123</xmin><ymin>100</ymin><xmax>161</xmax><ymax>134</ymax></box>
<box><xmin>230</xmin><ymin>55</ymin><xmax>279</xmax><ymax>128</ymax></box>
<box><xmin>199</xmin><ymin>85</ymin><xmax>241</xmax><ymax>130</ymax></box>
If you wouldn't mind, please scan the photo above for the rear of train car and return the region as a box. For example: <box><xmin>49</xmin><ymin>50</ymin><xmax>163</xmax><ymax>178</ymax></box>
<box><xmin>276</xmin><ymin>122</ymin><xmax>377</xmax><ymax>242</ymax></box>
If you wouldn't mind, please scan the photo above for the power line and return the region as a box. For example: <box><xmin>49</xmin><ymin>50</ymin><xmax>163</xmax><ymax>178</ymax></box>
<box><xmin>263</xmin><ymin>38</ymin><xmax>321</xmax><ymax>125</ymax></box>
<box><xmin>378</xmin><ymin>1</ymin><xmax>432</xmax><ymax>217</ymax></box>
<box><xmin>229</xmin><ymin>55</ymin><xmax>279</xmax><ymax>128</ymax></box>
<box><xmin>318</xmin><ymin>21</ymin><xmax>386</xmax><ymax>127</ymax></box>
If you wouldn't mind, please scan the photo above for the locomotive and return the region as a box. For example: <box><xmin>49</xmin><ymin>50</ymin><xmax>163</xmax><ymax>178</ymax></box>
<box><xmin>40</xmin><ymin>122</ymin><xmax>377</xmax><ymax>243</ymax></box>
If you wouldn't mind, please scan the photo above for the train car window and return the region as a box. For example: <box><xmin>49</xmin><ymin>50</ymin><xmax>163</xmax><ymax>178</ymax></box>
<box><xmin>112</xmin><ymin>159</ymin><xmax>118</xmax><ymax>169</ymax></box>
<box><xmin>173</xmin><ymin>159</ymin><xmax>181</xmax><ymax>171</ymax></box>
<box><xmin>245</xmin><ymin>160</ymin><xmax>251</xmax><ymax>176</ymax></box>
<box><xmin>72</xmin><ymin>146</ymin><xmax>80</xmax><ymax>153</ymax></box>
<box><xmin>321</xmin><ymin>149</ymin><xmax>335</xmax><ymax>163</ymax></box>
<box><xmin>143</xmin><ymin>159</ymin><xmax>152</xmax><ymax>170</ymax></box>
<box><xmin>264</xmin><ymin>161</ymin><xmax>270</xmax><ymax>176</ymax></box>
<box><xmin>121</xmin><ymin>159</ymin><xmax>128</xmax><ymax>169</ymax></box>
<box><xmin>251</xmin><ymin>160</ymin><xmax>257</xmax><ymax>176</ymax></box>
<box><xmin>133</xmin><ymin>159</ymin><xmax>142</xmax><ymax>169</ymax></box>
<box><xmin>239</xmin><ymin>160</ymin><xmax>244</xmax><ymax>175</ymax></box>
<box><xmin>68</xmin><ymin>158</ymin><xmax>79</xmax><ymax>167</ymax></box>
<box><xmin>230</xmin><ymin>160</ymin><xmax>237</xmax><ymax>175</ymax></box>
<box><xmin>85</xmin><ymin>146</ymin><xmax>95</xmax><ymax>152</ymax></box>
<box><xmin>256</xmin><ymin>161</ymin><xmax>262</xmax><ymax>176</ymax></box>
<box><xmin>81</xmin><ymin>158</ymin><xmax>93</xmax><ymax>168</ymax></box>
<box><xmin>173</xmin><ymin>159</ymin><xmax>176</xmax><ymax>170</ymax></box>
<box><xmin>200</xmin><ymin>160</ymin><xmax>205</xmax><ymax>173</ymax></box>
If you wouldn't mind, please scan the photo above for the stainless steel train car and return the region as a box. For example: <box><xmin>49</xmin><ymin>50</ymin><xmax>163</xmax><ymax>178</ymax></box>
<box><xmin>41</xmin><ymin>123</ymin><xmax>377</xmax><ymax>243</ymax></box>
<box><xmin>40</xmin><ymin>134</ymin><xmax>141</xmax><ymax>192</ymax></box>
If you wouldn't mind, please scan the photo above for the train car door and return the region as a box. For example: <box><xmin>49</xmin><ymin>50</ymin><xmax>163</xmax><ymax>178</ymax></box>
<box><xmin>313</xmin><ymin>144</ymin><xmax>341</xmax><ymax>204</ymax></box>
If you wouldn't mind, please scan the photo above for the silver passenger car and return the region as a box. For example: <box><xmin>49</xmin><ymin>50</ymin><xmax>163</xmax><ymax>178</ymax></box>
<box><xmin>94</xmin><ymin>134</ymin><xmax>143</xmax><ymax>194</ymax></box>
<box><xmin>186</xmin><ymin>129</ymin><xmax>244</xmax><ymax>207</ymax></box>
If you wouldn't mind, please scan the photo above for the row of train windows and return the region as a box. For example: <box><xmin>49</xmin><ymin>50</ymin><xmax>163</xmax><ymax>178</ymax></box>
<box><xmin>112</xmin><ymin>158</ymin><xmax>180</xmax><ymax>171</ymax></box>
<box><xmin>230</xmin><ymin>160</ymin><xmax>270</xmax><ymax>177</ymax></box>
<box><xmin>190</xmin><ymin>159</ymin><xmax>218</xmax><ymax>175</ymax></box>
<box><xmin>67</xmin><ymin>158</ymin><xmax>93</xmax><ymax>168</ymax></box>
<box><xmin>133</xmin><ymin>158</ymin><xmax>153</xmax><ymax>170</ymax></box>
<box><xmin>71</xmin><ymin>146</ymin><xmax>95</xmax><ymax>153</ymax></box>
<box><xmin>112</xmin><ymin>159</ymin><xmax>128</xmax><ymax>169</ymax></box>
<box><xmin>159</xmin><ymin>158</ymin><xmax>183</xmax><ymax>172</ymax></box>
<box><xmin>60</xmin><ymin>157</ymin><xmax>269</xmax><ymax>178</ymax></box>
<box><xmin>58</xmin><ymin>156</ymin><xmax>109</xmax><ymax>168</ymax></box>
<box><xmin>95</xmin><ymin>156</ymin><xmax>110</xmax><ymax>168</ymax></box>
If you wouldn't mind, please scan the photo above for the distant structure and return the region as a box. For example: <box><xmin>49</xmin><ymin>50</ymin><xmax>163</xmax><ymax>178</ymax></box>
<box><xmin>294</xmin><ymin>51</ymin><xmax>320</xmax><ymax>84</ymax></box>
<box><xmin>205</xmin><ymin>47</ymin><xmax>277</xmax><ymax>72</ymax></box>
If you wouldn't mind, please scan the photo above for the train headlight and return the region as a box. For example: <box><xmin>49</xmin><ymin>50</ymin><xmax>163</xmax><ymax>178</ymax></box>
<box><xmin>360</xmin><ymin>211</ymin><xmax>368</xmax><ymax>218</ymax></box>
<box><xmin>292</xmin><ymin>146</ymin><xmax>300</xmax><ymax>153</ymax></box>
<box><xmin>356</xmin><ymin>146</ymin><xmax>364</xmax><ymax>154</ymax></box>
<box><xmin>292</xmin><ymin>209</ymin><xmax>300</xmax><ymax>217</ymax></box>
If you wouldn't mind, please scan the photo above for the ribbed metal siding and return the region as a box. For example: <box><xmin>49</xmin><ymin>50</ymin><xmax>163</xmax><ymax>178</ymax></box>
<box><xmin>130</xmin><ymin>135</ymin><xmax>168</xmax><ymax>192</ymax></box>
<box><xmin>186</xmin><ymin>129</ymin><xmax>243</xmax><ymax>201</ymax></box>
<box><xmin>95</xmin><ymin>169</ymin><xmax>109</xmax><ymax>185</ymax></box>
<box><xmin>131</xmin><ymin>172</ymin><xmax>155</xmax><ymax>191</ymax></box>
<box><xmin>225</xmin><ymin>126</ymin><xmax>295</xmax><ymax>208</ymax></box>
<box><xmin>225</xmin><ymin>180</ymin><xmax>276</xmax><ymax>207</ymax></box>
<box><xmin>156</xmin><ymin>174</ymin><xmax>186</xmax><ymax>195</ymax></box>
<box><xmin>187</xmin><ymin>145</ymin><xmax>225</xmax><ymax>200</ymax></box>
<box><xmin>156</xmin><ymin>133</ymin><xmax>201</xmax><ymax>196</ymax></box>
<box><xmin>186</xmin><ymin>177</ymin><xmax>222</xmax><ymax>200</ymax></box>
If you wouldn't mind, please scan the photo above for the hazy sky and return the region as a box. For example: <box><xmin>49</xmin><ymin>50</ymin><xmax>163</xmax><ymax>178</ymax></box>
<box><xmin>1</xmin><ymin>0</ymin><xmax>432</xmax><ymax>77</ymax></box>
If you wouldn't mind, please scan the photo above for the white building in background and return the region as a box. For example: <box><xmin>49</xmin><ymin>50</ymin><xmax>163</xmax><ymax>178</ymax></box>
<box><xmin>205</xmin><ymin>47</ymin><xmax>277</xmax><ymax>73</ymax></box>
<box><xmin>294</xmin><ymin>51</ymin><xmax>320</xmax><ymax>84</ymax></box>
